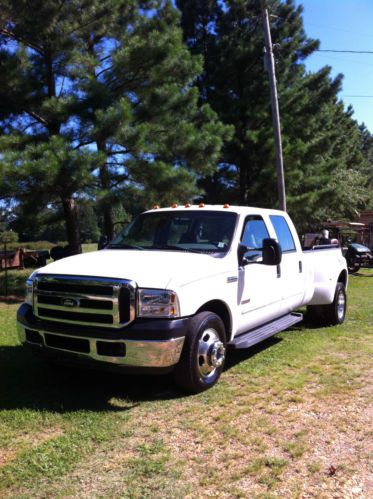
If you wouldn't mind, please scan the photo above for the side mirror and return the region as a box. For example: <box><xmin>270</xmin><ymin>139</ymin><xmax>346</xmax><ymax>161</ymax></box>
<box><xmin>237</xmin><ymin>243</ymin><xmax>249</xmax><ymax>266</ymax></box>
<box><xmin>262</xmin><ymin>238</ymin><xmax>282</xmax><ymax>266</ymax></box>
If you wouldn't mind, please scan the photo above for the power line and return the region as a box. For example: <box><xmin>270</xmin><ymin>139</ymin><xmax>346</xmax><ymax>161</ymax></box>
<box><xmin>314</xmin><ymin>54</ymin><xmax>373</xmax><ymax>68</ymax></box>
<box><xmin>316</xmin><ymin>49</ymin><xmax>373</xmax><ymax>54</ymax></box>
<box><xmin>342</xmin><ymin>95</ymin><xmax>373</xmax><ymax>98</ymax></box>
<box><xmin>307</xmin><ymin>22</ymin><xmax>371</xmax><ymax>38</ymax></box>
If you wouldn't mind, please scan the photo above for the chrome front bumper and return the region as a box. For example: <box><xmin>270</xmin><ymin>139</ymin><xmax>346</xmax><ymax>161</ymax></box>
<box><xmin>17</xmin><ymin>322</ymin><xmax>185</xmax><ymax>368</ymax></box>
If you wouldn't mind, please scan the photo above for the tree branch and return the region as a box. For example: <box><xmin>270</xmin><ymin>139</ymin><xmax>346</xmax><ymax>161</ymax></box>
<box><xmin>0</xmin><ymin>27</ymin><xmax>44</xmax><ymax>55</ymax></box>
<box><xmin>25</xmin><ymin>110</ymin><xmax>48</xmax><ymax>127</ymax></box>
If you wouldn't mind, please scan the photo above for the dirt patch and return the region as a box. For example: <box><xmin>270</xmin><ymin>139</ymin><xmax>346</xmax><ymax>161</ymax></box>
<box><xmin>49</xmin><ymin>377</ymin><xmax>372</xmax><ymax>498</ymax></box>
<box><xmin>0</xmin><ymin>449</ymin><xmax>17</xmax><ymax>468</ymax></box>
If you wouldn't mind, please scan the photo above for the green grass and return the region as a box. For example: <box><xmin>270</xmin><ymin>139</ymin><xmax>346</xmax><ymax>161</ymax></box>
<box><xmin>0</xmin><ymin>269</ymin><xmax>372</xmax><ymax>497</ymax></box>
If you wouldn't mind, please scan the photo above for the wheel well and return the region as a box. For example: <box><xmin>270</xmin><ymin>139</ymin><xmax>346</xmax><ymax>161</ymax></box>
<box><xmin>338</xmin><ymin>270</ymin><xmax>348</xmax><ymax>287</ymax></box>
<box><xmin>197</xmin><ymin>300</ymin><xmax>232</xmax><ymax>341</ymax></box>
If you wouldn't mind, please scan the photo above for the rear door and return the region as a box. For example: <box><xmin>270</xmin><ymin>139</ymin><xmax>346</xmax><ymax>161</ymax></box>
<box><xmin>269</xmin><ymin>214</ymin><xmax>305</xmax><ymax>313</ymax></box>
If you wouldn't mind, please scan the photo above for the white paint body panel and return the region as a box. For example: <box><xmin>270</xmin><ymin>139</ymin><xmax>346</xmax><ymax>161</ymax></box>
<box><xmin>34</xmin><ymin>205</ymin><xmax>348</xmax><ymax>341</ymax></box>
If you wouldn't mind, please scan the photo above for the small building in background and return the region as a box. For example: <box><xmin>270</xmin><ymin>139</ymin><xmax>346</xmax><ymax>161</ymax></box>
<box><xmin>355</xmin><ymin>211</ymin><xmax>373</xmax><ymax>249</ymax></box>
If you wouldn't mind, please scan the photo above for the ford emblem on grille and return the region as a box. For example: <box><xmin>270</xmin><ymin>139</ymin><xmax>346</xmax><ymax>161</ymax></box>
<box><xmin>62</xmin><ymin>298</ymin><xmax>78</xmax><ymax>308</ymax></box>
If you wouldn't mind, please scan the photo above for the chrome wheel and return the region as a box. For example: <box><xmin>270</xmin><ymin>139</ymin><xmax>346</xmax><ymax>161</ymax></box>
<box><xmin>197</xmin><ymin>328</ymin><xmax>226</xmax><ymax>380</ymax></box>
<box><xmin>337</xmin><ymin>290</ymin><xmax>346</xmax><ymax>321</ymax></box>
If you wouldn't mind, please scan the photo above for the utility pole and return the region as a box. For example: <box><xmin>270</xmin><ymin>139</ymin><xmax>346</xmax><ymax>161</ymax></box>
<box><xmin>261</xmin><ymin>0</ymin><xmax>286</xmax><ymax>212</ymax></box>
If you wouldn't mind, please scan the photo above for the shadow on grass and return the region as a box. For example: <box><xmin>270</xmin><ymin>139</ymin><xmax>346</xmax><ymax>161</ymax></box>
<box><xmin>225</xmin><ymin>336</ymin><xmax>282</xmax><ymax>370</ymax></box>
<box><xmin>0</xmin><ymin>345</ymin><xmax>181</xmax><ymax>413</ymax></box>
<box><xmin>0</xmin><ymin>334</ymin><xmax>285</xmax><ymax>412</ymax></box>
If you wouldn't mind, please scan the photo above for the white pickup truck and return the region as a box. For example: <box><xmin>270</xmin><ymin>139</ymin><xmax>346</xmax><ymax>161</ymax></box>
<box><xmin>17</xmin><ymin>205</ymin><xmax>348</xmax><ymax>392</ymax></box>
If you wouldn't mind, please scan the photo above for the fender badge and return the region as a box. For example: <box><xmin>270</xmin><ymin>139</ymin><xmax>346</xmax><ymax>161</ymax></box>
<box><xmin>227</xmin><ymin>276</ymin><xmax>238</xmax><ymax>283</ymax></box>
<box><xmin>62</xmin><ymin>298</ymin><xmax>78</xmax><ymax>307</ymax></box>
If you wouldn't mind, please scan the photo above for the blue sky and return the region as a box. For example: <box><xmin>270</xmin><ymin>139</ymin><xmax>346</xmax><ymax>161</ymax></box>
<box><xmin>295</xmin><ymin>0</ymin><xmax>373</xmax><ymax>132</ymax></box>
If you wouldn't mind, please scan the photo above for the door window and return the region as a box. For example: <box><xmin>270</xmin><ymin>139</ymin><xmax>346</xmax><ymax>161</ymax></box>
<box><xmin>241</xmin><ymin>216</ymin><xmax>270</xmax><ymax>262</ymax></box>
<box><xmin>269</xmin><ymin>215</ymin><xmax>296</xmax><ymax>252</ymax></box>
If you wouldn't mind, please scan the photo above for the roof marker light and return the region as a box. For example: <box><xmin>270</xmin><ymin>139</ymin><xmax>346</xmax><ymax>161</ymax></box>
<box><xmin>152</xmin><ymin>204</ymin><xmax>160</xmax><ymax>210</ymax></box>
<box><xmin>171</xmin><ymin>203</ymin><xmax>178</xmax><ymax>208</ymax></box>
<box><xmin>223</xmin><ymin>203</ymin><xmax>230</xmax><ymax>208</ymax></box>
<box><xmin>185</xmin><ymin>203</ymin><xmax>191</xmax><ymax>208</ymax></box>
<box><xmin>199</xmin><ymin>203</ymin><xmax>205</xmax><ymax>208</ymax></box>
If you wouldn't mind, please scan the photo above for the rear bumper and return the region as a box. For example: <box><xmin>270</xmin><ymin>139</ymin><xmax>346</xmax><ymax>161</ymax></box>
<box><xmin>17</xmin><ymin>304</ymin><xmax>186</xmax><ymax>369</ymax></box>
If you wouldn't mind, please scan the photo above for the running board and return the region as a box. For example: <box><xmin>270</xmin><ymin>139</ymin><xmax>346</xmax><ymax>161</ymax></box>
<box><xmin>228</xmin><ymin>312</ymin><xmax>303</xmax><ymax>350</ymax></box>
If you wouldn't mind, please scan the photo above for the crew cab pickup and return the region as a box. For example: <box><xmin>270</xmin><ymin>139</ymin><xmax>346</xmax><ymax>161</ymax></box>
<box><xmin>17</xmin><ymin>205</ymin><xmax>348</xmax><ymax>392</ymax></box>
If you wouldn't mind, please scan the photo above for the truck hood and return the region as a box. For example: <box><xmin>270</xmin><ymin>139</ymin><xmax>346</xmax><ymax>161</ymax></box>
<box><xmin>37</xmin><ymin>249</ymin><xmax>232</xmax><ymax>289</ymax></box>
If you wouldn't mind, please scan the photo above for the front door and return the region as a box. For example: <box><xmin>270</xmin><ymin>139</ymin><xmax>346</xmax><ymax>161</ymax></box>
<box><xmin>237</xmin><ymin>215</ymin><xmax>282</xmax><ymax>334</ymax></box>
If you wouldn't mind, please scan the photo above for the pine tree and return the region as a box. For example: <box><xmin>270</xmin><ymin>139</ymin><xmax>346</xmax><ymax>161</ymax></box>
<box><xmin>0</xmin><ymin>0</ymin><xmax>109</xmax><ymax>253</ymax></box>
<box><xmin>74</xmin><ymin>1</ymin><xmax>230</xmax><ymax>239</ymax></box>
<box><xmin>0</xmin><ymin>1</ymin><xmax>230</xmax><ymax>245</ymax></box>
<box><xmin>177</xmin><ymin>0</ymin><xmax>371</xmax><ymax>230</ymax></box>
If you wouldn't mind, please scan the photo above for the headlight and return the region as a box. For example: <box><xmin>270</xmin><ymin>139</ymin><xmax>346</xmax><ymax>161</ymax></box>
<box><xmin>137</xmin><ymin>289</ymin><xmax>180</xmax><ymax>318</ymax></box>
<box><xmin>25</xmin><ymin>279</ymin><xmax>34</xmax><ymax>306</ymax></box>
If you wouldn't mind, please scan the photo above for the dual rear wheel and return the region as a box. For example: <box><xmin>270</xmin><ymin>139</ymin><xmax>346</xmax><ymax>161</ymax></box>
<box><xmin>307</xmin><ymin>282</ymin><xmax>347</xmax><ymax>326</ymax></box>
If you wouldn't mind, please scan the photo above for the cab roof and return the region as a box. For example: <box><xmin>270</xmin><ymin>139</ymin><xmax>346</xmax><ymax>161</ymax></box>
<box><xmin>145</xmin><ymin>204</ymin><xmax>286</xmax><ymax>217</ymax></box>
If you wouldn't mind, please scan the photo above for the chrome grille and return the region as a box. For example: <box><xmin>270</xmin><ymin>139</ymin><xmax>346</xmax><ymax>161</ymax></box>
<box><xmin>34</xmin><ymin>275</ymin><xmax>136</xmax><ymax>328</ymax></box>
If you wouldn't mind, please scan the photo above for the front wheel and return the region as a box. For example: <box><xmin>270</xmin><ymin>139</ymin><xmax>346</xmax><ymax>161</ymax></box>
<box><xmin>173</xmin><ymin>312</ymin><xmax>226</xmax><ymax>393</ymax></box>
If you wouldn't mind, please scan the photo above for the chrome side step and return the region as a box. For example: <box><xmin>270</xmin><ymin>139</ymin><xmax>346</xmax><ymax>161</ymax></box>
<box><xmin>228</xmin><ymin>312</ymin><xmax>303</xmax><ymax>350</ymax></box>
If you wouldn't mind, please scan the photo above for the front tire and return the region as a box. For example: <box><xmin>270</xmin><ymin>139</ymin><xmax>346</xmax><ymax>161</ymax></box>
<box><xmin>173</xmin><ymin>312</ymin><xmax>226</xmax><ymax>393</ymax></box>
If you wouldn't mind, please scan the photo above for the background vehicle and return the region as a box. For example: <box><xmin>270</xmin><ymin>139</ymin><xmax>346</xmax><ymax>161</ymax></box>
<box><xmin>17</xmin><ymin>205</ymin><xmax>348</xmax><ymax>393</ymax></box>
<box><xmin>345</xmin><ymin>243</ymin><xmax>373</xmax><ymax>273</ymax></box>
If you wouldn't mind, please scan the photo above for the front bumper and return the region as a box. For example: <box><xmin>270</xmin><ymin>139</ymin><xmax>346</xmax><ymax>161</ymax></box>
<box><xmin>17</xmin><ymin>304</ymin><xmax>186</xmax><ymax>369</ymax></box>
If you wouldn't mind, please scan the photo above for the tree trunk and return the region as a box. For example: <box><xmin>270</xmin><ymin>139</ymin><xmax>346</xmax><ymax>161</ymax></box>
<box><xmin>239</xmin><ymin>161</ymin><xmax>248</xmax><ymax>205</ymax></box>
<box><xmin>97</xmin><ymin>141</ymin><xmax>115</xmax><ymax>241</ymax></box>
<box><xmin>61</xmin><ymin>196</ymin><xmax>82</xmax><ymax>255</ymax></box>
<box><xmin>103</xmin><ymin>204</ymin><xmax>115</xmax><ymax>241</ymax></box>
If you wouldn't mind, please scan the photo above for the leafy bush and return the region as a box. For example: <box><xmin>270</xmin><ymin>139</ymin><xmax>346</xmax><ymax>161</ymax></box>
<box><xmin>5</xmin><ymin>241</ymin><xmax>67</xmax><ymax>250</ymax></box>
<box><xmin>0</xmin><ymin>231</ymin><xmax>19</xmax><ymax>244</ymax></box>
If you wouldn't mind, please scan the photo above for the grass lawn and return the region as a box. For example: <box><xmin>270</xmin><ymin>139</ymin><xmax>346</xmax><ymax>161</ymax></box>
<box><xmin>0</xmin><ymin>270</ymin><xmax>372</xmax><ymax>498</ymax></box>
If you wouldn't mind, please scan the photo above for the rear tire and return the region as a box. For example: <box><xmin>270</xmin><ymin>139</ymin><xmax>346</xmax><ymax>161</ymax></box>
<box><xmin>173</xmin><ymin>312</ymin><xmax>226</xmax><ymax>393</ymax></box>
<box><xmin>307</xmin><ymin>283</ymin><xmax>347</xmax><ymax>326</ymax></box>
<box><xmin>347</xmin><ymin>256</ymin><xmax>360</xmax><ymax>274</ymax></box>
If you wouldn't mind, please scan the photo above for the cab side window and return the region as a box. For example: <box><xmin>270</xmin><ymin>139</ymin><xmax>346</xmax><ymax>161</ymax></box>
<box><xmin>269</xmin><ymin>215</ymin><xmax>296</xmax><ymax>252</ymax></box>
<box><xmin>241</xmin><ymin>216</ymin><xmax>270</xmax><ymax>262</ymax></box>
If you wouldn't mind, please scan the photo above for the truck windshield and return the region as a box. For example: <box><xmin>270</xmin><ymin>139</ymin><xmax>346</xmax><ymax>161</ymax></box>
<box><xmin>108</xmin><ymin>210</ymin><xmax>237</xmax><ymax>254</ymax></box>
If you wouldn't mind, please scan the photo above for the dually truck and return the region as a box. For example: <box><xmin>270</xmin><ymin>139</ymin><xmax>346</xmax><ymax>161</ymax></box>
<box><xmin>17</xmin><ymin>205</ymin><xmax>348</xmax><ymax>392</ymax></box>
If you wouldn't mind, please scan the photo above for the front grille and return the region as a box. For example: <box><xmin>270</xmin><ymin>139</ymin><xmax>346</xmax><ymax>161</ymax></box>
<box><xmin>34</xmin><ymin>275</ymin><xmax>136</xmax><ymax>328</ymax></box>
<box><xmin>38</xmin><ymin>307</ymin><xmax>114</xmax><ymax>324</ymax></box>
<box><xmin>38</xmin><ymin>295</ymin><xmax>113</xmax><ymax>310</ymax></box>
<box><xmin>37</xmin><ymin>281</ymin><xmax>113</xmax><ymax>296</ymax></box>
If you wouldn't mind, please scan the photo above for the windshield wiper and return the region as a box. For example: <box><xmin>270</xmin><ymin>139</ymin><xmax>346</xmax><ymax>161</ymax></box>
<box><xmin>154</xmin><ymin>244</ymin><xmax>184</xmax><ymax>251</ymax></box>
<box><xmin>151</xmin><ymin>245</ymin><xmax>212</xmax><ymax>254</ymax></box>
<box><xmin>107</xmin><ymin>243</ymin><xmax>145</xmax><ymax>250</ymax></box>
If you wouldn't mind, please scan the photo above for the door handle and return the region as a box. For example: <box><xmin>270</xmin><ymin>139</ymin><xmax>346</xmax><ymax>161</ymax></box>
<box><xmin>277</xmin><ymin>264</ymin><xmax>281</xmax><ymax>278</ymax></box>
<box><xmin>299</xmin><ymin>261</ymin><xmax>303</xmax><ymax>273</ymax></box>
